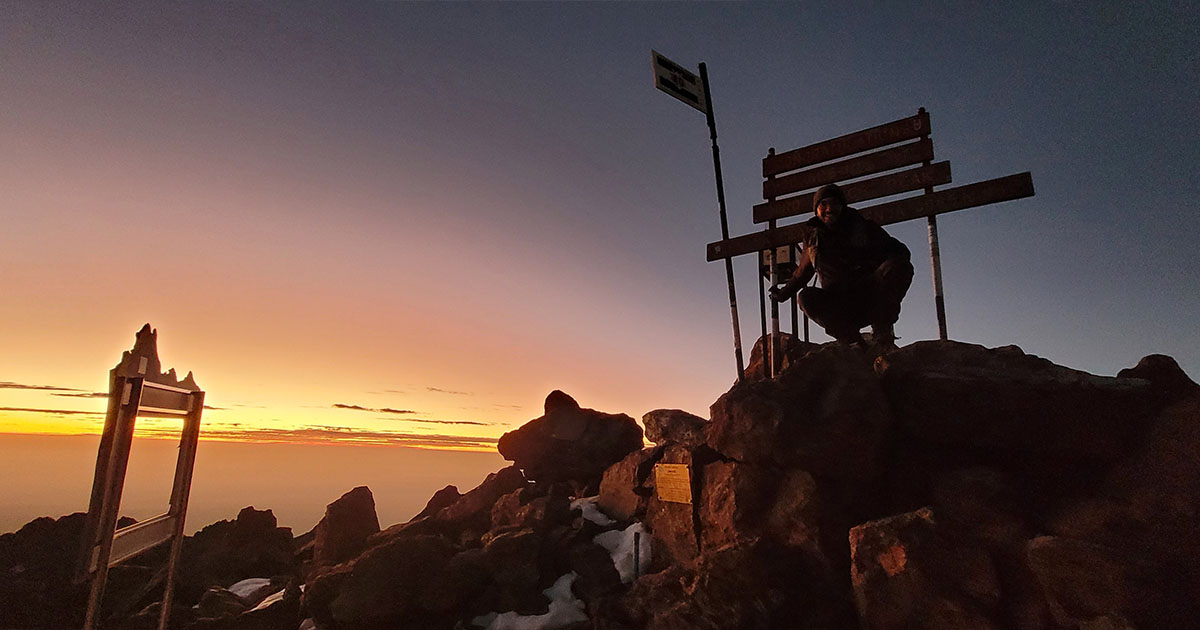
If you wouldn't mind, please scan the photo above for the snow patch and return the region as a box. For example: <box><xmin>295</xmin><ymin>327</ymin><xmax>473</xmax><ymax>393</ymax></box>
<box><xmin>570</xmin><ymin>496</ymin><xmax>615</xmax><ymax>526</ymax></box>
<box><xmin>471</xmin><ymin>572</ymin><xmax>588</xmax><ymax>630</ymax></box>
<box><xmin>249</xmin><ymin>587</ymin><xmax>286</xmax><ymax>612</ymax></box>
<box><xmin>593</xmin><ymin>522</ymin><xmax>650</xmax><ymax>584</ymax></box>
<box><xmin>227</xmin><ymin>577</ymin><xmax>273</xmax><ymax>604</ymax></box>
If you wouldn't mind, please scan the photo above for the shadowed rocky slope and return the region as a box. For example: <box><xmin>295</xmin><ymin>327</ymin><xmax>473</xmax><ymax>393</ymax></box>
<box><xmin>3</xmin><ymin>340</ymin><xmax>1197</xmax><ymax>630</ymax></box>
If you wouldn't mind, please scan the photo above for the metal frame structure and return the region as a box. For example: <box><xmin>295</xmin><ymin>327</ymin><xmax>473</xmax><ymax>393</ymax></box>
<box><xmin>707</xmin><ymin>108</ymin><xmax>1035</xmax><ymax>377</ymax></box>
<box><xmin>77</xmin><ymin>325</ymin><xmax>204</xmax><ymax>630</ymax></box>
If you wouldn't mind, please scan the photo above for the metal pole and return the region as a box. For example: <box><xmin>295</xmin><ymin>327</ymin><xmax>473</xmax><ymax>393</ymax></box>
<box><xmin>758</xmin><ymin>270</ymin><xmax>767</xmax><ymax>369</ymax></box>
<box><xmin>633</xmin><ymin>532</ymin><xmax>641</xmax><ymax>580</ymax></box>
<box><xmin>768</xmin><ymin>227</ymin><xmax>780</xmax><ymax>378</ymax></box>
<box><xmin>928</xmin><ymin>217</ymin><xmax>948</xmax><ymax>340</ymax></box>
<box><xmin>918</xmin><ymin>111</ymin><xmax>948</xmax><ymax>341</ymax></box>
<box><xmin>790</xmin><ymin>245</ymin><xmax>799</xmax><ymax>339</ymax></box>
<box><xmin>699</xmin><ymin>63</ymin><xmax>745</xmax><ymax>382</ymax></box>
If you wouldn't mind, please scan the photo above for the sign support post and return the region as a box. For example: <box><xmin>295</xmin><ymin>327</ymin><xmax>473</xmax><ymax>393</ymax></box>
<box><xmin>654</xmin><ymin>51</ymin><xmax>744</xmax><ymax>383</ymax></box>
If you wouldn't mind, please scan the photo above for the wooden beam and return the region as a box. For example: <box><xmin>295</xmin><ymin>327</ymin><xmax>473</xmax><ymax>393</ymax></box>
<box><xmin>764</xmin><ymin>138</ymin><xmax>934</xmax><ymax>199</ymax></box>
<box><xmin>763</xmin><ymin>110</ymin><xmax>930</xmax><ymax>177</ymax></box>
<box><xmin>708</xmin><ymin>172</ymin><xmax>1034</xmax><ymax>261</ymax></box>
<box><xmin>753</xmin><ymin>161</ymin><xmax>951</xmax><ymax>223</ymax></box>
<box><xmin>863</xmin><ymin>172</ymin><xmax>1034</xmax><ymax>226</ymax></box>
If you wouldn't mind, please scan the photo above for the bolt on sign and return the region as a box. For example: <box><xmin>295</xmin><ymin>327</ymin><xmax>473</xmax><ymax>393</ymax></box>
<box><xmin>77</xmin><ymin>324</ymin><xmax>205</xmax><ymax>630</ymax></box>
<box><xmin>654</xmin><ymin>463</ymin><xmax>693</xmax><ymax>504</ymax></box>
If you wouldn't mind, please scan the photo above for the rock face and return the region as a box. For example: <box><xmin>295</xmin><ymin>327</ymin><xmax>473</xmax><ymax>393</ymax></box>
<box><xmin>497</xmin><ymin>390</ymin><xmax>644</xmax><ymax>490</ymax></box>
<box><xmin>311</xmin><ymin>486</ymin><xmax>381</xmax><ymax>569</ymax></box>
<box><xmin>178</xmin><ymin>507</ymin><xmax>296</xmax><ymax>605</ymax></box>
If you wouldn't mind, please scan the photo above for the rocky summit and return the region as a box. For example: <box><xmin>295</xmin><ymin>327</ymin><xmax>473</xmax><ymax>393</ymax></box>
<box><xmin>2</xmin><ymin>339</ymin><xmax>1198</xmax><ymax>629</ymax></box>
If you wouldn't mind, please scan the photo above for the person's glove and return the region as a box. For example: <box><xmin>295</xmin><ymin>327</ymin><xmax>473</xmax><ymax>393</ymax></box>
<box><xmin>768</xmin><ymin>284</ymin><xmax>787</xmax><ymax>302</ymax></box>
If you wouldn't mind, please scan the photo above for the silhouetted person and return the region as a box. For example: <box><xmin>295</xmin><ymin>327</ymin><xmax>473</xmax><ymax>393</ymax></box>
<box><xmin>769</xmin><ymin>184</ymin><xmax>913</xmax><ymax>346</ymax></box>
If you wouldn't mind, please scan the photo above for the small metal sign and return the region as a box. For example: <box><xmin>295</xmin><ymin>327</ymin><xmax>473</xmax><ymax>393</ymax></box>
<box><xmin>652</xmin><ymin>50</ymin><xmax>708</xmax><ymax>114</ymax></box>
<box><xmin>654</xmin><ymin>463</ymin><xmax>692</xmax><ymax>504</ymax></box>
<box><xmin>760</xmin><ymin>245</ymin><xmax>797</xmax><ymax>280</ymax></box>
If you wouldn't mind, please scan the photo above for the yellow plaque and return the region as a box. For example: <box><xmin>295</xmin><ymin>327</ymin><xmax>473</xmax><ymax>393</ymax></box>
<box><xmin>654</xmin><ymin>463</ymin><xmax>692</xmax><ymax>504</ymax></box>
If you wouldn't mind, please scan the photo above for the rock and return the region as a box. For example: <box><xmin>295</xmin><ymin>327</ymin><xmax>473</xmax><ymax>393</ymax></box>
<box><xmin>498</xmin><ymin>391</ymin><xmax>644</xmax><ymax>489</ymax></box>
<box><xmin>597</xmin><ymin>446</ymin><xmax>662</xmax><ymax>523</ymax></box>
<box><xmin>303</xmin><ymin>534</ymin><xmax>459</xmax><ymax>629</ymax></box>
<box><xmin>178</xmin><ymin>507</ymin><xmax>295</xmax><ymax>606</ymax></box>
<box><xmin>419</xmin><ymin>548</ymin><xmax>491</xmax><ymax>616</ymax></box>
<box><xmin>1117</xmin><ymin>353</ymin><xmax>1199</xmax><ymax>400</ymax></box>
<box><xmin>413</xmin><ymin>485</ymin><xmax>461</xmax><ymax>521</ymax></box>
<box><xmin>643</xmin><ymin>446</ymin><xmax>699</xmax><ymax>568</ymax></box>
<box><xmin>708</xmin><ymin>344</ymin><xmax>893</xmax><ymax>494</ymax></box>
<box><xmin>567</xmin><ymin>542</ymin><xmax>622</xmax><ymax>603</ymax></box>
<box><xmin>696</xmin><ymin>460</ymin><xmax>771</xmax><ymax>551</ymax></box>
<box><xmin>481</xmin><ymin>528</ymin><xmax>548</xmax><ymax>615</ymax></box>
<box><xmin>436</xmin><ymin>466</ymin><xmax>528</xmax><ymax>539</ymax></box>
<box><xmin>490</xmin><ymin>490</ymin><xmax>573</xmax><ymax>533</ymax></box>
<box><xmin>1026</xmin><ymin>535</ymin><xmax>1168</xmax><ymax>629</ymax></box>
<box><xmin>194</xmin><ymin>586</ymin><xmax>248</xmax><ymax>620</ymax></box>
<box><xmin>876</xmin><ymin>341</ymin><xmax>1162</xmax><ymax>461</ymax></box>
<box><xmin>849</xmin><ymin>507</ymin><xmax>1003</xmax><ymax>630</ymax></box>
<box><xmin>642</xmin><ymin>409</ymin><xmax>706</xmax><ymax>448</ymax></box>
<box><xmin>312</xmin><ymin>486</ymin><xmax>381</xmax><ymax>569</ymax></box>
<box><xmin>743</xmin><ymin>332</ymin><xmax>822</xmax><ymax>382</ymax></box>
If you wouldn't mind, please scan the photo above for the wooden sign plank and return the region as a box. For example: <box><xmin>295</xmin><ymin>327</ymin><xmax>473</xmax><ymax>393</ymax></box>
<box><xmin>654</xmin><ymin>463</ymin><xmax>692</xmax><ymax>504</ymax></box>
<box><xmin>105</xmin><ymin>515</ymin><xmax>176</xmax><ymax>569</ymax></box>
<box><xmin>753</xmin><ymin>161</ymin><xmax>951</xmax><ymax>223</ymax></box>
<box><xmin>763</xmin><ymin>110</ymin><xmax>930</xmax><ymax>177</ymax></box>
<box><xmin>764</xmin><ymin>138</ymin><xmax>934</xmax><ymax>199</ymax></box>
<box><xmin>708</xmin><ymin>172</ymin><xmax>1034</xmax><ymax>261</ymax></box>
<box><xmin>862</xmin><ymin>172</ymin><xmax>1034</xmax><ymax>226</ymax></box>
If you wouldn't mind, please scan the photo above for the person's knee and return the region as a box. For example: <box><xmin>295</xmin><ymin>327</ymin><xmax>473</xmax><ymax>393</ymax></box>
<box><xmin>877</xmin><ymin>259</ymin><xmax>914</xmax><ymax>295</ymax></box>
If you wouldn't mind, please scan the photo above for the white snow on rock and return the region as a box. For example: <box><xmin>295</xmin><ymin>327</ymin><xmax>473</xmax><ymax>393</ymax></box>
<box><xmin>470</xmin><ymin>572</ymin><xmax>588</xmax><ymax>630</ymax></box>
<box><xmin>227</xmin><ymin>577</ymin><xmax>274</xmax><ymax>604</ymax></box>
<box><xmin>297</xmin><ymin>618</ymin><xmax>318</xmax><ymax>630</ymax></box>
<box><xmin>593</xmin><ymin>522</ymin><xmax>650</xmax><ymax>584</ymax></box>
<box><xmin>249</xmin><ymin>587</ymin><xmax>287</xmax><ymax>612</ymax></box>
<box><xmin>570</xmin><ymin>496</ymin><xmax>615</xmax><ymax>526</ymax></box>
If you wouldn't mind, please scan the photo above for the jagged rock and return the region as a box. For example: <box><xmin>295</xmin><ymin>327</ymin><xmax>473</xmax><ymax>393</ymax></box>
<box><xmin>643</xmin><ymin>446</ymin><xmax>699</xmax><ymax>568</ymax></box>
<box><xmin>194</xmin><ymin>586</ymin><xmax>248</xmax><ymax>620</ymax></box>
<box><xmin>0</xmin><ymin>512</ymin><xmax>135</xmax><ymax>628</ymax></box>
<box><xmin>568</xmin><ymin>542</ymin><xmax>623</xmax><ymax>603</ymax></box>
<box><xmin>490</xmin><ymin>489</ymin><xmax>573</xmax><ymax>533</ymax></box>
<box><xmin>312</xmin><ymin>486</ymin><xmax>381</xmax><ymax>569</ymax></box>
<box><xmin>597</xmin><ymin>446</ymin><xmax>662</xmax><ymax>523</ymax></box>
<box><xmin>413</xmin><ymin>485</ymin><xmax>461</xmax><ymax>521</ymax></box>
<box><xmin>1026</xmin><ymin>536</ymin><xmax>1168</xmax><ymax>629</ymax></box>
<box><xmin>1117</xmin><ymin>353</ymin><xmax>1199</xmax><ymax>400</ymax></box>
<box><xmin>743</xmin><ymin>332</ymin><xmax>821</xmax><ymax>381</ymax></box>
<box><xmin>176</xmin><ymin>507</ymin><xmax>295</xmax><ymax>609</ymax></box>
<box><xmin>498</xmin><ymin>391</ymin><xmax>644</xmax><ymax>489</ymax></box>
<box><xmin>708</xmin><ymin>344</ymin><xmax>892</xmax><ymax>493</ymax></box>
<box><xmin>642</xmin><ymin>409</ymin><xmax>706</xmax><ymax>448</ymax></box>
<box><xmin>303</xmin><ymin>534</ymin><xmax>459</xmax><ymax>629</ymax></box>
<box><xmin>876</xmin><ymin>341</ymin><xmax>1162</xmax><ymax>461</ymax></box>
<box><xmin>437</xmin><ymin>466</ymin><xmax>528</xmax><ymax>538</ymax></box>
<box><xmin>697</xmin><ymin>460</ymin><xmax>771</xmax><ymax>551</ymax></box>
<box><xmin>481</xmin><ymin>528</ymin><xmax>548</xmax><ymax>614</ymax></box>
<box><xmin>849</xmin><ymin>507</ymin><xmax>1003</xmax><ymax>630</ymax></box>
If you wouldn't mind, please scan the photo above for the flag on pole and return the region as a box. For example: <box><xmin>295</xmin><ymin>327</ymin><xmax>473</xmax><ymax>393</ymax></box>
<box><xmin>652</xmin><ymin>50</ymin><xmax>708</xmax><ymax>114</ymax></box>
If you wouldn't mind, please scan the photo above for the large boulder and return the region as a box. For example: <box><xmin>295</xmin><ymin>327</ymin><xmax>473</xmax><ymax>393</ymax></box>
<box><xmin>642</xmin><ymin>409</ymin><xmax>706</xmax><ymax>448</ymax></box>
<box><xmin>849</xmin><ymin>508</ymin><xmax>1003</xmax><ymax>630</ymax></box>
<box><xmin>303</xmin><ymin>534</ymin><xmax>460</xmax><ymax>629</ymax></box>
<box><xmin>312</xmin><ymin>486</ymin><xmax>381</xmax><ymax>569</ymax></box>
<box><xmin>597</xmin><ymin>446</ymin><xmax>662</xmax><ymax>523</ymax></box>
<box><xmin>743</xmin><ymin>332</ymin><xmax>821</xmax><ymax>382</ymax></box>
<box><xmin>179</xmin><ymin>507</ymin><xmax>296</xmax><ymax>605</ymax></box>
<box><xmin>876</xmin><ymin>341</ymin><xmax>1163</xmax><ymax>461</ymax></box>
<box><xmin>498</xmin><ymin>391</ymin><xmax>644</xmax><ymax>489</ymax></box>
<box><xmin>708</xmin><ymin>344</ymin><xmax>893</xmax><ymax>492</ymax></box>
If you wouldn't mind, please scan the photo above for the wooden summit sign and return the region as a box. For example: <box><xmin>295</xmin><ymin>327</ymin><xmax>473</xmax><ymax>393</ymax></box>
<box><xmin>77</xmin><ymin>324</ymin><xmax>205</xmax><ymax>630</ymax></box>
<box><xmin>707</xmin><ymin>109</ymin><xmax>1034</xmax><ymax>376</ymax></box>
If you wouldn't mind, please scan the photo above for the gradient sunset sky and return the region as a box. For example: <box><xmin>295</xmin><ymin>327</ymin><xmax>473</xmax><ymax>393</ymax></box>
<box><xmin>2</xmin><ymin>3</ymin><xmax>1197</xmax><ymax>451</ymax></box>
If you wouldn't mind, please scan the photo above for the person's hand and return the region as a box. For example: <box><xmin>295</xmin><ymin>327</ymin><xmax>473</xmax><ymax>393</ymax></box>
<box><xmin>768</xmin><ymin>284</ymin><xmax>787</xmax><ymax>302</ymax></box>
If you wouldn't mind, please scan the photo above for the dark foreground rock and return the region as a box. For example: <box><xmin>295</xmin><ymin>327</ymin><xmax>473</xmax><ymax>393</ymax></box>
<box><xmin>497</xmin><ymin>390</ymin><xmax>644</xmax><ymax>491</ymax></box>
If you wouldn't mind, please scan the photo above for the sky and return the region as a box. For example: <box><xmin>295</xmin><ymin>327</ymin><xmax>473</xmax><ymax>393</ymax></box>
<box><xmin>1</xmin><ymin>3</ymin><xmax>1197</xmax><ymax>478</ymax></box>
